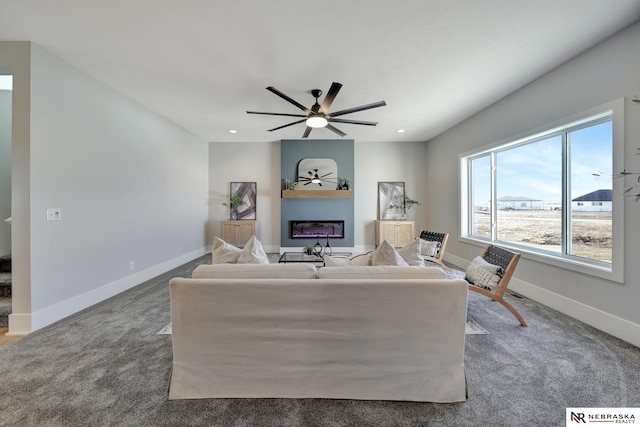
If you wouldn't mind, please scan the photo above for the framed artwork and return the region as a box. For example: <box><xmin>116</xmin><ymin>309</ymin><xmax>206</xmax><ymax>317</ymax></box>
<box><xmin>378</xmin><ymin>181</ymin><xmax>405</xmax><ymax>220</ymax></box>
<box><xmin>230</xmin><ymin>182</ymin><xmax>257</xmax><ymax>220</ymax></box>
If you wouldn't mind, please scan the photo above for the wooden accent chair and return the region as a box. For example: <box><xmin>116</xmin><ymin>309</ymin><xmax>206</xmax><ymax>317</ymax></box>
<box><xmin>418</xmin><ymin>230</ymin><xmax>449</xmax><ymax>267</ymax></box>
<box><xmin>470</xmin><ymin>244</ymin><xmax>527</xmax><ymax>327</ymax></box>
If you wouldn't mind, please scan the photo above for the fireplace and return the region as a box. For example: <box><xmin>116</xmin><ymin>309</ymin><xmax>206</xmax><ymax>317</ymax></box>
<box><xmin>290</xmin><ymin>220</ymin><xmax>345</xmax><ymax>239</ymax></box>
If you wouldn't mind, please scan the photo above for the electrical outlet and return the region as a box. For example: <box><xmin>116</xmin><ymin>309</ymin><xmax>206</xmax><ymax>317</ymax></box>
<box><xmin>47</xmin><ymin>208</ymin><xmax>62</xmax><ymax>221</ymax></box>
<box><xmin>129</xmin><ymin>261</ymin><xmax>135</xmax><ymax>271</ymax></box>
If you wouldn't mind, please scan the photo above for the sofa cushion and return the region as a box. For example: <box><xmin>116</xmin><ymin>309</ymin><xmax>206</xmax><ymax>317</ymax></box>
<box><xmin>324</xmin><ymin>251</ymin><xmax>373</xmax><ymax>267</ymax></box>
<box><xmin>317</xmin><ymin>265</ymin><xmax>447</xmax><ymax>280</ymax></box>
<box><xmin>371</xmin><ymin>240</ymin><xmax>409</xmax><ymax>266</ymax></box>
<box><xmin>193</xmin><ymin>263</ymin><xmax>318</xmax><ymax>279</ymax></box>
<box><xmin>397</xmin><ymin>238</ymin><xmax>425</xmax><ymax>266</ymax></box>
<box><xmin>465</xmin><ymin>256</ymin><xmax>503</xmax><ymax>291</ymax></box>
<box><xmin>211</xmin><ymin>236</ymin><xmax>242</xmax><ymax>264</ymax></box>
<box><xmin>237</xmin><ymin>235</ymin><xmax>270</xmax><ymax>264</ymax></box>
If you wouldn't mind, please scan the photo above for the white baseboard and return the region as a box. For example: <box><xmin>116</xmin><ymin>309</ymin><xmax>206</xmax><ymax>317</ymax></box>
<box><xmin>7</xmin><ymin>247</ymin><xmax>208</xmax><ymax>336</ymax></box>
<box><xmin>443</xmin><ymin>253</ymin><xmax>640</xmax><ymax>348</ymax></box>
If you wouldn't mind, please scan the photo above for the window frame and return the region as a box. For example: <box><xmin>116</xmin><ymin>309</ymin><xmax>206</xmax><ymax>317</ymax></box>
<box><xmin>460</xmin><ymin>99</ymin><xmax>624</xmax><ymax>283</ymax></box>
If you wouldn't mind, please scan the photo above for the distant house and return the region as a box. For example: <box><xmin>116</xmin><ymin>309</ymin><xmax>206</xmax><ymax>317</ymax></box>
<box><xmin>497</xmin><ymin>196</ymin><xmax>544</xmax><ymax>211</ymax></box>
<box><xmin>572</xmin><ymin>189</ymin><xmax>612</xmax><ymax>212</ymax></box>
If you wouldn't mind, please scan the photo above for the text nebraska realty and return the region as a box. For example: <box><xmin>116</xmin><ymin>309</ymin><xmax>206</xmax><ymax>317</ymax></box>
<box><xmin>578</xmin><ymin>413</ymin><xmax>635</xmax><ymax>423</ymax></box>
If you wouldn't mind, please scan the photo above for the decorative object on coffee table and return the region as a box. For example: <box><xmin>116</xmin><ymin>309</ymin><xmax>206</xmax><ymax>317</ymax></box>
<box><xmin>324</xmin><ymin>235</ymin><xmax>332</xmax><ymax>255</ymax></box>
<box><xmin>313</xmin><ymin>236</ymin><xmax>323</xmax><ymax>256</ymax></box>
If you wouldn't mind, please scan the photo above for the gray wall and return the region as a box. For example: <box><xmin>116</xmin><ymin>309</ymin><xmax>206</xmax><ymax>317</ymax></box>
<box><xmin>0</xmin><ymin>89</ymin><xmax>10</xmax><ymax>256</ymax></box>
<box><xmin>280</xmin><ymin>139</ymin><xmax>354</xmax><ymax>248</ymax></box>
<box><xmin>2</xmin><ymin>42</ymin><xmax>209</xmax><ymax>333</ymax></box>
<box><xmin>424</xmin><ymin>21</ymin><xmax>640</xmax><ymax>345</ymax></box>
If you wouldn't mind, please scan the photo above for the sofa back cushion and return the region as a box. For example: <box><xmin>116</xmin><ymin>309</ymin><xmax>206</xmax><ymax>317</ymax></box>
<box><xmin>317</xmin><ymin>265</ymin><xmax>446</xmax><ymax>280</ymax></box>
<box><xmin>193</xmin><ymin>263</ymin><xmax>318</xmax><ymax>279</ymax></box>
<box><xmin>324</xmin><ymin>251</ymin><xmax>373</xmax><ymax>267</ymax></box>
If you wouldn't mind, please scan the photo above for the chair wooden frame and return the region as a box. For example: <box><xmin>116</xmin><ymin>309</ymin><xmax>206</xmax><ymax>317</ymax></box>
<box><xmin>469</xmin><ymin>244</ymin><xmax>527</xmax><ymax>327</ymax></box>
<box><xmin>418</xmin><ymin>230</ymin><xmax>449</xmax><ymax>267</ymax></box>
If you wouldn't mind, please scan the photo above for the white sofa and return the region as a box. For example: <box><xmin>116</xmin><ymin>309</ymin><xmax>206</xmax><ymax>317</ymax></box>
<box><xmin>168</xmin><ymin>263</ymin><xmax>468</xmax><ymax>402</ymax></box>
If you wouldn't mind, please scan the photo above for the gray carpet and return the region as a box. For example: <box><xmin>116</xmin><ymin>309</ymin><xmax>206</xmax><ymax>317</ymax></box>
<box><xmin>0</xmin><ymin>254</ymin><xmax>639</xmax><ymax>427</ymax></box>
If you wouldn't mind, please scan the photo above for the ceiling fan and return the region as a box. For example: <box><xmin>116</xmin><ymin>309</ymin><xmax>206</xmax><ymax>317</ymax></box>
<box><xmin>298</xmin><ymin>169</ymin><xmax>336</xmax><ymax>187</ymax></box>
<box><xmin>247</xmin><ymin>82</ymin><xmax>386</xmax><ymax>138</ymax></box>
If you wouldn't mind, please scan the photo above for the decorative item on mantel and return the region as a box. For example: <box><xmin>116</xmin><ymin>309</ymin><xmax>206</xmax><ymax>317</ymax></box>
<box><xmin>338</xmin><ymin>178</ymin><xmax>350</xmax><ymax>190</ymax></box>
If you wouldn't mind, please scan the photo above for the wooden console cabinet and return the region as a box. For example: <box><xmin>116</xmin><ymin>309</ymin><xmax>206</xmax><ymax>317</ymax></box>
<box><xmin>375</xmin><ymin>220</ymin><xmax>415</xmax><ymax>248</ymax></box>
<box><xmin>221</xmin><ymin>220</ymin><xmax>256</xmax><ymax>247</ymax></box>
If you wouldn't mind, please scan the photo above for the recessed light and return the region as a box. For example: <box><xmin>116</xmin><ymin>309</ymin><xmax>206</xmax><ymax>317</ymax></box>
<box><xmin>229</xmin><ymin>129</ymin><xmax>237</xmax><ymax>134</ymax></box>
<box><xmin>397</xmin><ymin>129</ymin><xmax>405</xmax><ymax>133</ymax></box>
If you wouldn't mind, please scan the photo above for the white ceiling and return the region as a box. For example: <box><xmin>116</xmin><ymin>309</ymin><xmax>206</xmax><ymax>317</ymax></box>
<box><xmin>1</xmin><ymin>1</ymin><xmax>640</xmax><ymax>143</ymax></box>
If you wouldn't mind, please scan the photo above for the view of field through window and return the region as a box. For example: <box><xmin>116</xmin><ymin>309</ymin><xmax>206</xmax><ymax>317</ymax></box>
<box><xmin>470</xmin><ymin>119</ymin><xmax>612</xmax><ymax>262</ymax></box>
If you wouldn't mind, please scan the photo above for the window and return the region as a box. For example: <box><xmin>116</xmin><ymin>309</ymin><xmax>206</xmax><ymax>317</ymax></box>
<box><xmin>461</xmin><ymin>100</ymin><xmax>624</xmax><ymax>282</ymax></box>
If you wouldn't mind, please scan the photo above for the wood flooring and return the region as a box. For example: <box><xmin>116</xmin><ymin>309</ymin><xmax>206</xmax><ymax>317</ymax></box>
<box><xmin>0</xmin><ymin>328</ymin><xmax>20</xmax><ymax>347</ymax></box>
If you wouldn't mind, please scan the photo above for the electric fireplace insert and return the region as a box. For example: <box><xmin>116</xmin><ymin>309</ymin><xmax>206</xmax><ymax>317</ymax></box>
<box><xmin>289</xmin><ymin>220</ymin><xmax>345</xmax><ymax>239</ymax></box>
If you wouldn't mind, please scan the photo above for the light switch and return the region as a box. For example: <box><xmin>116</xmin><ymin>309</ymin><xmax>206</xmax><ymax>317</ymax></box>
<box><xmin>47</xmin><ymin>208</ymin><xmax>62</xmax><ymax>221</ymax></box>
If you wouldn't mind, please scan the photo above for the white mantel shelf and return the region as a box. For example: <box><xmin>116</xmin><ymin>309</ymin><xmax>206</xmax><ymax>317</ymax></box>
<box><xmin>282</xmin><ymin>190</ymin><xmax>353</xmax><ymax>199</ymax></box>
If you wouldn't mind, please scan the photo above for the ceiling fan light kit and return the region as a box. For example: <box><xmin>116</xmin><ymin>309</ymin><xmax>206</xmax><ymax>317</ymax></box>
<box><xmin>247</xmin><ymin>82</ymin><xmax>386</xmax><ymax>138</ymax></box>
<box><xmin>306</xmin><ymin>116</ymin><xmax>328</xmax><ymax>128</ymax></box>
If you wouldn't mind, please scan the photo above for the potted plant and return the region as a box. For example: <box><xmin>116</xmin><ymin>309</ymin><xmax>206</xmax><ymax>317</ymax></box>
<box><xmin>338</xmin><ymin>178</ymin><xmax>351</xmax><ymax>190</ymax></box>
<box><xmin>222</xmin><ymin>192</ymin><xmax>246</xmax><ymax>220</ymax></box>
<box><xmin>389</xmin><ymin>194</ymin><xmax>420</xmax><ymax>211</ymax></box>
<box><xmin>388</xmin><ymin>194</ymin><xmax>420</xmax><ymax>219</ymax></box>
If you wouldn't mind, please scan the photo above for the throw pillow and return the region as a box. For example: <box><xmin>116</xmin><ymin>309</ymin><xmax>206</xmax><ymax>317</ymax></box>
<box><xmin>324</xmin><ymin>251</ymin><xmax>374</xmax><ymax>267</ymax></box>
<box><xmin>397</xmin><ymin>238</ymin><xmax>425</xmax><ymax>266</ymax></box>
<box><xmin>371</xmin><ymin>240</ymin><xmax>409</xmax><ymax>266</ymax></box>
<box><xmin>420</xmin><ymin>240</ymin><xmax>441</xmax><ymax>258</ymax></box>
<box><xmin>465</xmin><ymin>256</ymin><xmax>503</xmax><ymax>291</ymax></box>
<box><xmin>237</xmin><ymin>235</ymin><xmax>270</xmax><ymax>264</ymax></box>
<box><xmin>211</xmin><ymin>236</ymin><xmax>242</xmax><ymax>264</ymax></box>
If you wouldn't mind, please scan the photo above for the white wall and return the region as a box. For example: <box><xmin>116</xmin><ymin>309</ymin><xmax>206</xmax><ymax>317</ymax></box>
<box><xmin>424</xmin><ymin>22</ymin><xmax>640</xmax><ymax>345</ymax></box>
<box><xmin>7</xmin><ymin>43</ymin><xmax>209</xmax><ymax>333</ymax></box>
<box><xmin>208</xmin><ymin>140</ymin><xmax>429</xmax><ymax>253</ymax></box>
<box><xmin>209</xmin><ymin>141</ymin><xmax>281</xmax><ymax>252</ymax></box>
<box><xmin>0</xmin><ymin>90</ymin><xmax>10</xmax><ymax>255</ymax></box>
<box><xmin>354</xmin><ymin>141</ymin><xmax>430</xmax><ymax>251</ymax></box>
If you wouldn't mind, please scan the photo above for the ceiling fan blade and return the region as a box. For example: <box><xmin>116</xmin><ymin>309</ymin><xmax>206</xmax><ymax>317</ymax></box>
<box><xmin>320</xmin><ymin>172</ymin><xmax>332</xmax><ymax>177</ymax></box>
<box><xmin>267</xmin><ymin>87</ymin><xmax>311</xmax><ymax>114</ymax></box>
<box><xmin>326</xmin><ymin>124</ymin><xmax>346</xmax><ymax>137</ymax></box>
<box><xmin>329</xmin><ymin>118</ymin><xmax>378</xmax><ymax>126</ymax></box>
<box><xmin>267</xmin><ymin>119</ymin><xmax>306</xmax><ymax>132</ymax></box>
<box><xmin>328</xmin><ymin>100</ymin><xmax>387</xmax><ymax>118</ymax></box>
<box><xmin>302</xmin><ymin>127</ymin><xmax>313</xmax><ymax>138</ymax></box>
<box><xmin>319</xmin><ymin>82</ymin><xmax>342</xmax><ymax>113</ymax></box>
<box><xmin>247</xmin><ymin>111</ymin><xmax>307</xmax><ymax>118</ymax></box>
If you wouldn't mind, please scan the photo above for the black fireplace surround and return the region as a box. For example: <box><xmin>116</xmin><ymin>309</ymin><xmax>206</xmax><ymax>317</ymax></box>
<box><xmin>290</xmin><ymin>220</ymin><xmax>345</xmax><ymax>239</ymax></box>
